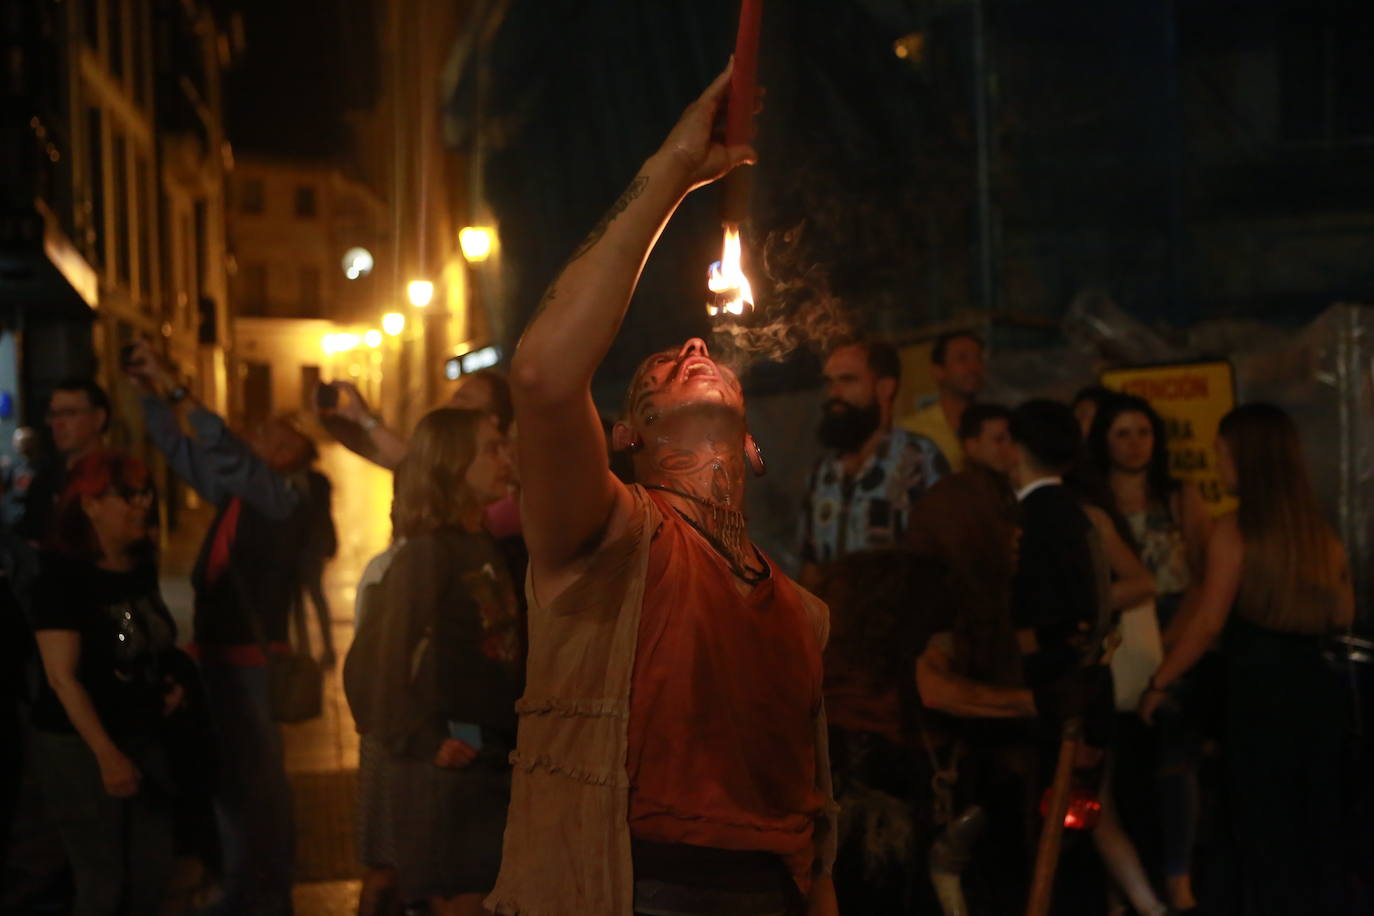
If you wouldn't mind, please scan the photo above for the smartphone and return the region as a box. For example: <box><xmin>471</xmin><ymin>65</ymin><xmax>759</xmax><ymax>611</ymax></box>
<box><xmin>314</xmin><ymin>383</ymin><xmax>339</xmax><ymax>410</ymax></box>
<box><xmin>447</xmin><ymin>721</ymin><xmax>484</xmax><ymax>750</ymax></box>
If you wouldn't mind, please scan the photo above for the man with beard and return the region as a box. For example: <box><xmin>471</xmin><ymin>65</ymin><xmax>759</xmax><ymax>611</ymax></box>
<box><xmin>800</xmin><ymin>340</ymin><xmax>947</xmax><ymax>587</ymax></box>
<box><xmin>899</xmin><ymin>331</ymin><xmax>986</xmax><ymax>471</ymax></box>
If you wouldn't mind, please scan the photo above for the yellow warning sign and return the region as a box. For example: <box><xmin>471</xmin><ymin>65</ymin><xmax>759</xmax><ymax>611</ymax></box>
<box><xmin>1101</xmin><ymin>361</ymin><xmax>1237</xmax><ymax>516</ymax></box>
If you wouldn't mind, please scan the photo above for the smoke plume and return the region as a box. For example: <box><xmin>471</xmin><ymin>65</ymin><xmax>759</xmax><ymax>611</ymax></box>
<box><xmin>710</xmin><ymin>217</ymin><xmax>859</xmax><ymax>371</ymax></box>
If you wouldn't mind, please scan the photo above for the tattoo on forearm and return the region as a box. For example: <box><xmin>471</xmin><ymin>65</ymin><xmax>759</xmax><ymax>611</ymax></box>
<box><xmin>566</xmin><ymin>175</ymin><xmax>649</xmax><ymax>263</ymax></box>
<box><xmin>528</xmin><ymin>175</ymin><xmax>648</xmax><ymax>325</ymax></box>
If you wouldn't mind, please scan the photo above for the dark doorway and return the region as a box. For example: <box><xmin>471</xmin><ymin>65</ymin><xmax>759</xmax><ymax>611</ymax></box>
<box><xmin>243</xmin><ymin>361</ymin><xmax>272</xmax><ymax>426</ymax></box>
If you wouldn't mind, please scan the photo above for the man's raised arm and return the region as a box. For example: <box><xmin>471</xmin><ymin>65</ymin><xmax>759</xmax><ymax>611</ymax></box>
<box><xmin>511</xmin><ymin>65</ymin><xmax>754</xmax><ymax>577</ymax></box>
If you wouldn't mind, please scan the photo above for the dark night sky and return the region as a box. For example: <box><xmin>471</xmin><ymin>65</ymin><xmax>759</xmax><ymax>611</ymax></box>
<box><xmin>219</xmin><ymin>0</ymin><xmax>378</xmax><ymax>159</ymax></box>
<box><xmin>455</xmin><ymin>0</ymin><xmax>1374</xmax><ymax>389</ymax></box>
<box><xmin>216</xmin><ymin>0</ymin><xmax>1374</xmax><ymax>390</ymax></box>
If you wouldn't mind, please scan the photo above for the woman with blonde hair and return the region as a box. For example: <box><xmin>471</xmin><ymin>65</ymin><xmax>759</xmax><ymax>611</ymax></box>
<box><xmin>1141</xmin><ymin>403</ymin><xmax>1354</xmax><ymax>914</ymax></box>
<box><xmin>344</xmin><ymin>408</ymin><xmax>522</xmax><ymax>916</ymax></box>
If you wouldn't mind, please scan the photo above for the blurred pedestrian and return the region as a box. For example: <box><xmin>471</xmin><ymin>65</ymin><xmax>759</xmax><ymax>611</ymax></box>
<box><xmin>321</xmin><ymin>371</ymin><xmax>528</xmax><ymax>602</ymax></box>
<box><xmin>4</xmin><ymin>382</ymin><xmax>125</xmax><ymax>912</ymax></box>
<box><xmin>915</xmin><ymin>402</ymin><xmax>1109</xmax><ymax>915</ymax></box>
<box><xmin>294</xmin><ymin>452</ymin><xmax>339</xmax><ymax>668</ymax></box>
<box><xmin>351</xmin><ymin>491</ymin><xmax>404</xmax><ymax>916</ymax></box>
<box><xmin>1087</xmin><ymin>394</ymin><xmax>1212</xmax><ymax>638</ymax></box>
<box><xmin>125</xmin><ymin>341</ymin><xmax>310</xmax><ymax>916</ymax></box>
<box><xmin>907</xmin><ymin>403</ymin><xmax>1018</xmax><ymax>581</ymax></box>
<box><xmin>819</xmin><ymin>549</ymin><xmax>948</xmax><ymax>914</ymax></box>
<box><xmin>28</xmin><ymin>450</ymin><xmax>193</xmax><ymax>915</ymax></box>
<box><xmin>1086</xmin><ymin>393</ymin><xmax>1213</xmax><ymax>911</ymax></box>
<box><xmin>1</xmin><ymin>426</ymin><xmax>41</xmax><ymax>530</ymax></box>
<box><xmin>899</xmin><ymin>330</ymin><xmax>986</xmax><ymax>470</ymax></box>
<box><xmin>1010</xmin><ymin>400</ymin><xmax>1168</xmax><ymax>916</ymax></box>
<box><xmin>800</xmin><ymin>339</ymin><xmax>947</xmax><ymax>587</ymax></box>
<box><xmin>322</xmin><ymin>369</ymin><xmax>512</xmax><ymax>473</ymax></box>
<box><xmin>344</xmin><ymin>408</ymin><xmax>522</xmax><ymax>916</ymax></box>
<box><xmin>15</xmin><ymin>380</ymin><xmax>112</xmax><ymax>543</ymax></box>
<box><xmin>1141</xmin><ymin>404</ymin><xmax>1354</xmax><ymax>915</ymax></box>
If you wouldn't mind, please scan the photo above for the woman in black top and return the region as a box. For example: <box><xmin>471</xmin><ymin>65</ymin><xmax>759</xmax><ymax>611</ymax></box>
<box><xmin>30</xmin><ymin>450</ymin><xmax>187</xmax><ymax>915</ymax></box>
<box><xmin>1141</xmin><ymin>404</ymin><xmax>1355</xmax><ymax>914</ymax></box>
<box><xmin>344</xmin><ymin>408</ymin><xmax>522</xmax><ymax>916</ymax></box>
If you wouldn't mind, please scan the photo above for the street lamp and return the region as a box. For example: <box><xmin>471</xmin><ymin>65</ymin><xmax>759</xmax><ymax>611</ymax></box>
<box><xmin>382</xmin><ymin>312</ymin><xmax>406</xmax><ymax>336</ymax></box>
<box><xmin>459</xmin><ymin>227</ymin><xmax>495</xmax><ymax>263</ymax></box>
<box><xmin>364</xmin><ymin>329</ymin><xmax>383</xmax><ymax>348</ymax></box>
<box><xmin>342</xmin><ymin>247</ymin><xmax>374</xmax><ymax>279</ymax></box>
<box><xmin>322</xmin><ymin>332</ymin><xmax>361</xmax><ymax>355</ymax></box>
<box><xmin>407</xmin><ymin>280</ymin><xmax>434</xmax><ymax>307</ymax></box>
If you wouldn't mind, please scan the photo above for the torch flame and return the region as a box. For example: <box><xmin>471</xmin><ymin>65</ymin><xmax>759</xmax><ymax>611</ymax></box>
<box><xmin>707</xmin><ymin>226</ymin><xmax>754</xmax><ymax>317</ymax></box>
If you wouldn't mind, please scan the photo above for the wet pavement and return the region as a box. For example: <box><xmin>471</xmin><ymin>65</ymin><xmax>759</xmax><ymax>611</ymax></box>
<box><xmin>161</xmin><ymin>442</ymin><xmax>393</xmax><ymax>915</ymax></box>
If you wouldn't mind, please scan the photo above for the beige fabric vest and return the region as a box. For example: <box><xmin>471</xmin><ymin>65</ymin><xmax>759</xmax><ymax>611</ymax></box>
<box><xmin>487</xmin><ymin>485</ymin><xmax>837</xmax><ymax>916</ymax></box>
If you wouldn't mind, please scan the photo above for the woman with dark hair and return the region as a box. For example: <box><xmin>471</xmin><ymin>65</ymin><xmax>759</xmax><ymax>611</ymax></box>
<box><xmin>1088</xmin><ymin>394</ymin><xmax>1213</xmax><ymax>910</ymax></box>
<box><xmin>28</xmin><ymin>450</ymin><xmax>189</xmax><ymax>914</ymax></box>
<box><xmin>344</xmin><ymin>408</ymin><xmax>521</xmax><ymax>916</ymax></box>
<box><xmin>1088</xmin><ymin>395</ymin><xmax>1212</xmax><ymax>630</ymax></box>
<box><xmin>1141</xmin><ymin>404</ymin><xmax>1354</xmax><ymax>915</ymax></box>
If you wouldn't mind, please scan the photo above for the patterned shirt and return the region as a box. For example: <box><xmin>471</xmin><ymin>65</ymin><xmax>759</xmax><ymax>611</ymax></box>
<box><xmin>801</xmin><ymin>427</ymin><xmax>949</xmax><ymax>566</ymax></box>
<box><xmin>1127</xmin><ymin>502</ymin><xmax>1192</xmax><ymax>597</ymax></box>
<box><xmin>899</xmin><ymin>400</ymin><xmax>964</xmax><ymax>471</ymax></box>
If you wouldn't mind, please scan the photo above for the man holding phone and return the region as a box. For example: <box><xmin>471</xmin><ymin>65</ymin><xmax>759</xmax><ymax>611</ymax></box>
<box><xmin>125</xmin><ymin>342</ymin><xmax>312</xmax><ymax>916</ymax></box>
<box><xmin>315</xmin><ymin>370</ymin><xmax>515</xmax><ymax>472</ymax></box>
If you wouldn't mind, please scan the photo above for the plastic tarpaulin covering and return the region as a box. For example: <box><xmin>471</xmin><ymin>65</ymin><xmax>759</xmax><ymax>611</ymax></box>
<box><xmin>742</xmin><ymin>299</ymin><xmax>1373</xmax><ymax>630</ymax></box>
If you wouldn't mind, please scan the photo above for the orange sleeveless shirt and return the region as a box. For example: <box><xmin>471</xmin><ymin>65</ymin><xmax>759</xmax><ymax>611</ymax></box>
<box><xmin>626</xmin><ymin>491</ymin><xmax>827</xmax><ymax>885</ymax></box>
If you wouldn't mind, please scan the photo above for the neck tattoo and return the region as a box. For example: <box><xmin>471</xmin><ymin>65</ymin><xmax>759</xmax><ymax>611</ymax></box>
<box><xmin>643</xmin><ymin>485</ymin><xmax>767</xmax><ymax>585</ymax></box>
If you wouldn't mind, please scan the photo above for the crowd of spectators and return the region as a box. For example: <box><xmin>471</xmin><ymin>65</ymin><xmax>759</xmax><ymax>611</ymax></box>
<box><xmin>807</xmin><ymin>332</ymin><xmax>1360</xmax><ymax>916</ymax></box>
<box><xmin>0</xmin><ymin>329</ymin><xmax>1363</xmax><ymax>916</ymax></box>
<box><xmin>0</xmin><ymin>70</ymin><xmax>1365</xmax><ymax>916</ymax></box>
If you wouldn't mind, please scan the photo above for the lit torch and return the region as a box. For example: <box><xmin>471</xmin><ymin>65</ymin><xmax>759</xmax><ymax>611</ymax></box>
<box><xmin>707</xmin><ymin>0</ymin><xmax>762</xmax><ymax>318</ymax></box>
<box><xmin>707</xmin><ymin>227</ymin><xmax>753</xmax><ymax>317</ymax></box>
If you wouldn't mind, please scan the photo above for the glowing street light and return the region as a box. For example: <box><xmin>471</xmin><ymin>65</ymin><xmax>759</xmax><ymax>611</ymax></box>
<box><xmin>407</xmin><ymin>279</ymin><xmax>434</xmax><ymax>307</ymax></box>
<box><xmin>382</xmin><ymin>312</ymin><xmax>406</xmax><ymax>336</ymax></box>
<box><xmin>322</xmin><ymin>332</ymin><xmax>361</xmax><ymax>355</ymax></box>
<box><xmin>459</xmin><ymin>227</ymin><xmax>495</xmax><ymax>263</ymax></box>
<box><xmin>342</xmin><ymin>247</ymin><xmax>374</xmax><ymax>280</ymax></box>
<box><xmin>364</xmin><ymin>329</ymin><xmax>383</xmax><ymax>348</ymax></box>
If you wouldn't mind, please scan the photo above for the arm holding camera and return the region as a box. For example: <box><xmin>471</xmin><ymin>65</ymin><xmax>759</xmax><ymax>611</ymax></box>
<box><xmin>124</xmin><ymin>342</ymin><xmax>301</xmax><ymax>518</ymax></box>
<box><xmin>124</xmin><ymin>342</ymin><xmax>227</xmax><ymax>505</ymax></box>
<box><xmin>316</xmin><ymin>380</ymin><xmax>408</xmax><ymax>470</ymax></box>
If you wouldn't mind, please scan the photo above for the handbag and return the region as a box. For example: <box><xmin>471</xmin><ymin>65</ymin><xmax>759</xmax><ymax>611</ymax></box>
<box><xmin>232</xmin><ymin>569</ymin><xmax>323</xmax><ymax>724</ymax></box>
<box><xmin>267</xmin><ymin>650</ymin><xmax>323</xmax><ymax>723</ymax></box>
<box><xmin>1109</xmin><ymin>601</ymin><xmax>1165</xmax><ymax>711</ymax></box>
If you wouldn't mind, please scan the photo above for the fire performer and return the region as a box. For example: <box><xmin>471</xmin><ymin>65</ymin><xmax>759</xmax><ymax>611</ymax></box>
<box><xmin>486</xmin><ymin>66</ymin><xmax>839</xmax><ymax>916</ymax></box>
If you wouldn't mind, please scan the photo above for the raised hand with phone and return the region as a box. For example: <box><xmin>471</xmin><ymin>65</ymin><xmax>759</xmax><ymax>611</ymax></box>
<box><xmin>313</xmin><ymin>380</ymin><xmax>409</xmax><ymax>470</ymax></box>
<box><xmin>121</xmin><ymin>340</ymin><xmax>182</xmax><ymax>400</ymax></box>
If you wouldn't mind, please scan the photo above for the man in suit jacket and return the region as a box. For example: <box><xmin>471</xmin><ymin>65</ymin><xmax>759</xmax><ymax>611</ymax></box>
<box><xmin>1008</xmin><ymin>399</ymin><xmax>1101</xmax><ymax>690</ymax></box>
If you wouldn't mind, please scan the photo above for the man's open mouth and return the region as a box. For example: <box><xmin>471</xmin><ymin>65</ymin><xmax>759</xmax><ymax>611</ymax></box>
<box><xmin>681</xmin><ymin>358</ymin><xmax>718</xmax><ymax>381</ymax></box>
